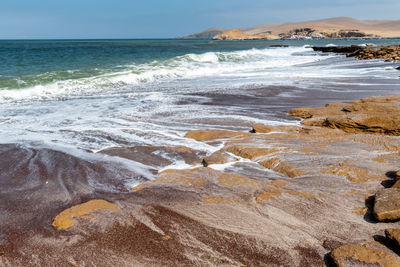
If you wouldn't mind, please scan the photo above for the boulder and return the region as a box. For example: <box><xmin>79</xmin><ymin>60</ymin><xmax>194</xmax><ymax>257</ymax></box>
<box><xmin>329</xmin><ymin>242</ymin><xmax>400</xmax><ymax>267</ymax></box>
<box><xmin>373</xmin><ymin>188</ymin><xmax>400</xmax><ymax>221</ymax></box>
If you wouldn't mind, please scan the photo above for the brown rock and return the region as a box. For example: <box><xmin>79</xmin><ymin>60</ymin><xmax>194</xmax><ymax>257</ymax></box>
<box><xmin>373</xmin><ymin>188</ymin><xmax>400</xmax><ymax>221</ymax></box>
<box><xmin>225</xmin><ymin>145</ymin><xmax>278</xmax><ymax>160</ymax></box>
<box><xmin>329</xmin><ymin>242</ymin><xmax>400</xmax><ymax>267</ymax></box>
<box><xmin>52</xmin><ymin>200</ymin><xmax>121</xmax><ymax>230</ymax></box>
<box><xmin>392</xmin><ymin>179</ymin><xmax>400</xmax><ymax>189</ymax></box>
<box><xmin>385</xmin><ymin>228</ymin><xmax>400</xmax><ymax>247</ymax></box>
<box><xmin>259</xmin><ymin>158</ymin><xmax>305</xmax><ymax>178</ymax></box>
<box><xmin>202</xmin><ymin>151</ymin><xmax>237</xmax><ymax>166</ymax></box>
<box><xmin>288</xmin><ymin>95</ymin><xmax>400</xmax><ymax>136</ymax></box>
<box><xmin>185</xmin><ymin>129</ymin><xmax>250</xmax><ymax>141</ymax></box>
<box><xmin>321</xmin><ymin>162</ymin><xmax>385</xmax><ymax>183</ymax></box>
<box><xmin>99</xmin><ymin>145</ymin><xmax>204</xmax><ymax>167</ymax></box>
<box><xmin>251</xmin><ymin>124</ymin><xmax>276</xmax><ymax>133</ymax></box>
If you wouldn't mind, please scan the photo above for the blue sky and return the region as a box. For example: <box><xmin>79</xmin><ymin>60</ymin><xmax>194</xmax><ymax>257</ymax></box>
<box><xmin>0</xmin><ymin>0</ymin><xmax>399</xmax><ymax>39</ymax></box>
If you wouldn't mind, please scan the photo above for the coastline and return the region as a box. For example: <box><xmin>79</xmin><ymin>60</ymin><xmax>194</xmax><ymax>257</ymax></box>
<box><xmin>2</xmin><ymin>43</ymin><xmax>400</xmax><ymax>266</ymax></box>
<box><xmin>3</xmin><ymin>94</ymin><xmax>400</xmax><ymax>265</ymax></box>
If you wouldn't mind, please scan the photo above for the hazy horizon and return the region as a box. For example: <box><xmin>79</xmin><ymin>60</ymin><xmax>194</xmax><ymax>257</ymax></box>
<box><xmin>1</xmin><ymin>0</ymin><xmax>400</xmax><ymax>39</ymax></box>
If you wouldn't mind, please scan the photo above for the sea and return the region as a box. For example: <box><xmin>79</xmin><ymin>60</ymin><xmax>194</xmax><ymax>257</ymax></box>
<box><xmin>1</xmin><ymin>38</ymin><xmax>400</xmax><ymax>188</ymax></box>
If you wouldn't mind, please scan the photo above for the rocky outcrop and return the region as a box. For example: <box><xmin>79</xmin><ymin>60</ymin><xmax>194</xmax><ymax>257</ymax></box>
<box><xmin>312</xmin><ymin>46</ymin><xmax>363</xmax><ymax>54</ymax></box>
<box><xmin>5</xmin><ymin>96</ymin><xmax>400</xmax><ymax>265</ymax></box>
<box><xmin>373</xmin><ymin>188</ymin><xmax>400</xmax><ymax>221</ymax></box>
<box><xmin>313</xmin><ymin>45</ymin><xmax>400</xmax><ymax>62</ymax></box>
<box><xmin>329</xmin><ymin>242</ymin><xmax>400</xmax><ymax>267</ymax></box>
<box><xmin>289</xmin><ymin>95</ymin><xmax>400</xmax><ymax>135</ymax></box>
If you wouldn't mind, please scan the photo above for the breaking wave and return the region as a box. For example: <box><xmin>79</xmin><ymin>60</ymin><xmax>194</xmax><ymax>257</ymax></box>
<box><xmin>0</xmin><ymin>46</ymin><xmax>320</xmax><ymax>101</ymax></box>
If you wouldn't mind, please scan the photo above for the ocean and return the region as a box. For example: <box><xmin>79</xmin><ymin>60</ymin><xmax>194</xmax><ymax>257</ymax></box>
<box><xmin>1</xmin><ymin>38</ymin><xmax>400</xmax><ymax>186</ymax></box>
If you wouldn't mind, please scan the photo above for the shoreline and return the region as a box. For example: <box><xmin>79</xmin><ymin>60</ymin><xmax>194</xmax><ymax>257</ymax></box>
<box><xmin>3</xmin><ymin>94</ymin><xmax>400</xmax><ymax>265</ymax></box>
<box><xmin>2</xmin><ymin>44</ymin><xmax>400</xmax><ymax>265</ymax></box>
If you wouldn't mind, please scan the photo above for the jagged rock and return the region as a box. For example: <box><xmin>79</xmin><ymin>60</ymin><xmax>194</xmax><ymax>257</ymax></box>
<box><xmin>289</xmin><ymin>95</ymin><xmax>400</xmax><ymax>135</ymax></box>
<box><xmin>329</xmin><ymin>242</ymin><xmax>400</xmax><ymax>267</ymax></box>
<box><xmin>373</xmin><ymin>188</ymin><xmax>400</xmax><ymax>221</ymax></box>
<box><xmin>202</xmin><ymin>151</ymin><xmax>237</xmax><ymax>166</ymax></box>
<box><xmin>385</xmin><ymin>228</ymin><xmax>400</xmax><ymax>247</ymax></box>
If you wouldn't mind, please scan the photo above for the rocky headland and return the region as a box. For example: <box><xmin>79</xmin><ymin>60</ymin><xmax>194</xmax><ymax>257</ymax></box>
<box><xmin>182</xmin><ymin>17</ymin><xmax>400</xmax><ymax>40</ymax></box>
<box><xmin>2</xmin><ymin>95</ymin><xmax>400</xmax><ymax>266</ymax></box>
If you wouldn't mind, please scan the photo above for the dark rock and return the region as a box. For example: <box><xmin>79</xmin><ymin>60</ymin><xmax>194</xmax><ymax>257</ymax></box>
<box><xmin>312</xmin><ymin>46</ymin><xmax>362</xmax><ymax>54</ymax></box>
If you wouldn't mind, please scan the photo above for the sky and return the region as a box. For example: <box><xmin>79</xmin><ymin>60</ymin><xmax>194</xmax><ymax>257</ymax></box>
<box><xmin>0</xmin><ymin>0</ymin><xmax>399</xmax><ymax>39</ymax></box>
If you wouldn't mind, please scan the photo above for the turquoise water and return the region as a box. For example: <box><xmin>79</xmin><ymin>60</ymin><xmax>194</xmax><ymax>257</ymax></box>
<box><xmin>1</xmin><ymin>38</ymin><xmax>400</xmax><ymax>91</ymax></box>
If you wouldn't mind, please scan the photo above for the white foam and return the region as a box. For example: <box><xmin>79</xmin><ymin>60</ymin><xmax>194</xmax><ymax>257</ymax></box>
<box><xmin>0</xmin><ymin>46</ymin><xmax>323</xmax><ymax>102</ymax></box>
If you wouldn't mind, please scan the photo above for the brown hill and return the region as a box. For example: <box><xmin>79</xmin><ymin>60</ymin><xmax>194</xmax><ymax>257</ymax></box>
<box><xmin>187</xmin><ymin>17</ymin><xmax>400</xmax><ymax>40</ymax></box>
<box><xmin>213</xmin><ymin>29</ymin><xmax>278</xmax><ymax>40</ymax></box>
<box><xmin>246</xmin><ymin>17</ymin><xmax>400</xmax><ymax>39</ymax></box>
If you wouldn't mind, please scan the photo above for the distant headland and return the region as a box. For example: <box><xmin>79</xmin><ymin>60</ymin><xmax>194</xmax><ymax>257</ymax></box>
<box><xmin>179</xmin><ymin>17</ymin><xmax>400</xmax><ymax>40</ymax></box>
